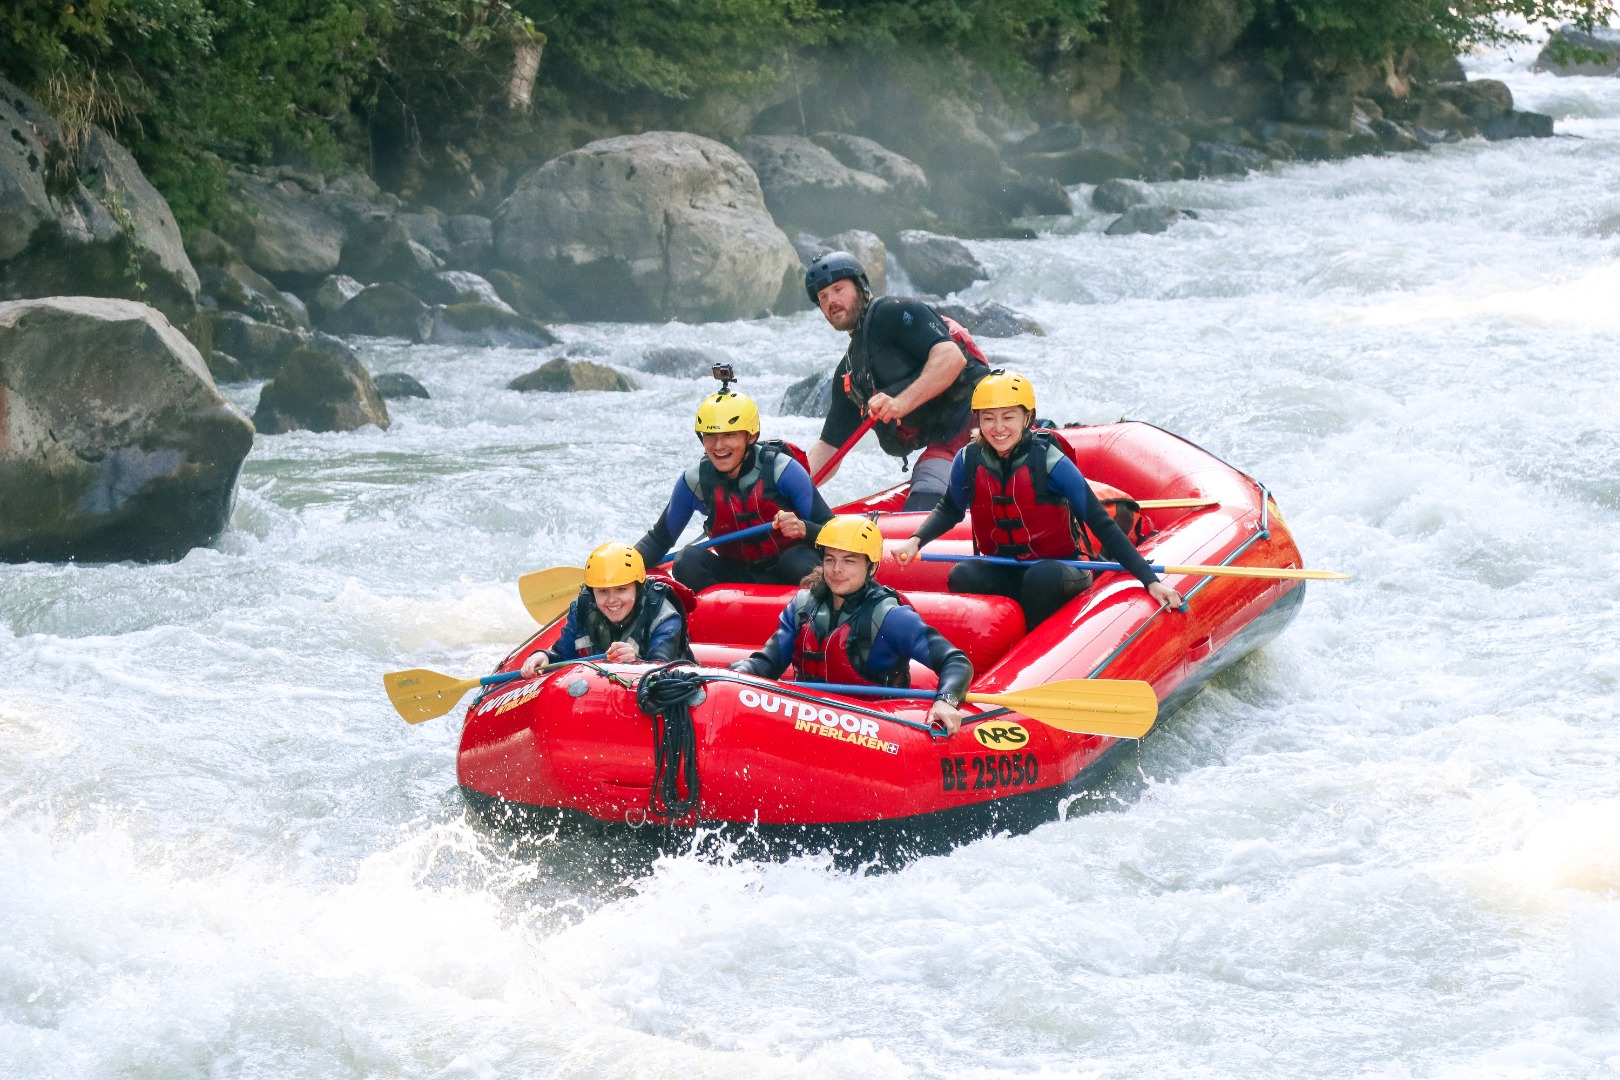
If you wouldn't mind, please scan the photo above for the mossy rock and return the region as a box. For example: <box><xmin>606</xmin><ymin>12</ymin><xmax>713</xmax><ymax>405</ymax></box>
<box><xmin>508</xmin><ymin>357</ymin><xmax>636</xmax><ymax>393</ymax></box>
<box><xmin>253</xmin><ymin>345</ymin><xmax>391</xmax><ymax>433</ymax></box>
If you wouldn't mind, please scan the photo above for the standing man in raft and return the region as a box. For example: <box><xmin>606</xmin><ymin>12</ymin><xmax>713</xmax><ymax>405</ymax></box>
<box><xmin>635</xmin><ymin>386</ymin><xmax>834</xmax><ymax>593</ymax></box>
<box><xmin>888</xmin><ymin>371</ymin><xmax>1184</xmax><ymax>627</ymax></box>
<box><xmin>803</xmin><ymin>251</ymin><xmax>990</xmax><ymax>510</ymax></box>
<box><xmin>731</xmin><ymin>515</ymin><xmax>972</xmax><ymax>735</ymax></box>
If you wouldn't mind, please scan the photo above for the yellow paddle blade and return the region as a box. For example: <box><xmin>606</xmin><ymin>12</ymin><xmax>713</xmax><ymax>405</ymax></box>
<box><xmin>1160</xmin><ymin>564</ymin><xmax>1351</xmax><ymax>581</ymax></box>
<box><xmin>384</xmin><ymin>668</ymin><xmax>485</xmax><ymax>724</ymax></box>
<box><xmin>1137</xmin><ymin>498</ymin><xmax>1220</xmax><ymax>510</ymax></box>
<box><xmin>518</xmin><ymin>566</ymin><xmax>585</xmax><ymax>624</ymax></box>
<box><xmin>966</xmin><ymin>678</ymin><xmax>1158</xmax><ymax>739</ymax></box>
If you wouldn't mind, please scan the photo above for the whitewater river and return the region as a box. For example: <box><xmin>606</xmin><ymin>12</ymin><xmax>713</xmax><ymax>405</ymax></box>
<box><xmin>5</xmin><ymin>51</ymin><xmax>1620</xmax><ymax>1079</ymax></box>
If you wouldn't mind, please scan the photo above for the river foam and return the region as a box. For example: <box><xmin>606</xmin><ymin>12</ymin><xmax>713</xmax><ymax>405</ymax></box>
<box><xmin>4</xmin><ymin>53</ymin><xmax>1620</xmax><ymax>1080</ymax></box>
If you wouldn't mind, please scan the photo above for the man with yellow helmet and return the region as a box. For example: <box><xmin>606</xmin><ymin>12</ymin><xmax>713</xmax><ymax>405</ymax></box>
<box><xmin>889</xmin><ymin>371</ymin><xmax>1183</xmax><ymax>627</ymax></box>
<box><xmin>635</xmin><ymin>387</ymin><xmax>833</xmax><ymax>592</ymax></box>
<box><xmin>731</xmin><ymin>514</ymin><xmax>972</xmax><ymax>734</ymax></box>
<box><xmin>518</xmin><ymin>541</ymin><xmax>692</xmax><ymax>675</ymax></box>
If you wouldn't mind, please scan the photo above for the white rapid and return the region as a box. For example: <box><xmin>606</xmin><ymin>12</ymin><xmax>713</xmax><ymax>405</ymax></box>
<box><xmin>4</xmin><ymin>52</ymin><xmax>1620</xmax><ymax>1079</ymax></box>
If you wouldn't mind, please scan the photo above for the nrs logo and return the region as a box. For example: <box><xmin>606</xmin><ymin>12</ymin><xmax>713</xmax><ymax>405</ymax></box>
<box><xmin>973</xmin><ymin>722</ymin><xmax>1029</xmax><ymax>749</ymax></box>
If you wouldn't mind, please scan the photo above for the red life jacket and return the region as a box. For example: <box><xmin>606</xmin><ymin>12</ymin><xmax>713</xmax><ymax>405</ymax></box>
<box><xmin>1079</xmin><ymin>480</ymin><xmax>1153</xmax><ymax>558</ymax></box>
<box><xmin>685</xmin><ymin>439</ymin><xmax>809</xmax><ymax>561</ymax></box>
<box><xmin>963</xmin><ymin>431</ymin><xmax>1081</xmax><ymax>560</ymax></box>
<box><xmin>791</xmin><ymin>583</ymin><xmax>911</xmax><ymax>687</ymax></box>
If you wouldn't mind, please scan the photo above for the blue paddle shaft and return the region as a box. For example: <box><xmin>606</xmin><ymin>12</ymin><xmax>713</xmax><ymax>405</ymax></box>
<box><xmin>658</xmin><ymin>522</ymin><xmax>778</xmax><ymax>566</ymax></box>
<box><xmin>795</xmin><ymin>681</ymin><xmax>939</xmax><ymax>701</ymax></box>
<box><xmin>479</xmin><ymin>653</ymin><xmax>608</xmax><ymax>686</ymax></box>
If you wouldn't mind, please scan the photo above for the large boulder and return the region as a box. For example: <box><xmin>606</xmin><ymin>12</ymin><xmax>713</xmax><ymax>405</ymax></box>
<box><xmin>1092</xmin><ymin>179</ymin><xmax>1148</xmax><ymax>213</ymax></box>
<box><xmin>508</xmin><ymin>357</ymin><xmax>637</xmax><ymax>392</ymax></box>
<box><xmin>1428</xmin><ymin>80</ymin><xmax>1514</xmax><ymax>124</ymax></box>
<box><xmin>338</xmin><ymin>217</ymin><xmax>445</xmax><ymax>287</ymax></box>
<box><xmin>422</xmin><ymin>303</ymin><xmax>558</xmax><ymax>348</ymax></box>
<box><xmin>208</xmin><ymin>311</ymin><xmax>304</xmax><ymax>378</ymax></box>
<box><xmin>326</xmin><ymin>283</ymin><xmax>432</xmax><ymax>341</ymax></box>
<box><xmin>252</xmin><ymin>345</ymin><xmax>390</xmax><ymax>434</ymax></box>
<box><xmin>494</xmin><ymin>132</ymin><xmax>799</xmax><ymax>323</ymax></box>
<box><xmin>935</xmin><ymin>301</ymin><xmax>1043</xmax><ymax>338</ymax></box>
<box><xmin>445</xmin><ymin>215</ymin><xmax>494</xmax><ymax>271</ymax></box>
<box><xmin>1535</xmin><ymin>25</ymin><xmax>1620</xmax><ymax>75</ymax></box>
<box><xmin>1482</xmin><ymin>111</ymin><xmax>1556</xmax><ymax>140</ymax></box>
<box><xmin>891</xmin><ymin>231</ymin><xmax>987</xmax><ymax>297</ymax></box>
<box><xmin>736</xmin><ymin>135</ymin><xmax>899</xmax><ymax>235</ymax></box>
<box><xmin>226</xmin><ymin>169</ymin><xmax>346</xmax><ymax>283</ymax></box>
<box><xmin>0</xmin><ymin>79</ymin><xmax>201</xmax><ymax>331</ymax></box>
<box><xmin>811</xmin><ymin>133</ymin><xmax>928</xmax><ymax>199</ymax></box>
<box><xmin>780</xmin><ymin>369</ymin><xmax>835</xmax><ymax>417</ymax></box>
<box><xmin>418</xmin><ymin>270</ymin><xmax>514</xmax><ymax>312</ymax></box>
<box><xmin>308</xmin><ymin>274</ymin><xmax>366</xmax><ymax>325</ymax></box>
<box><xmin>0</xmin><ymin>297</ymin><xmax>254</xmax><ymax>562</ymax></box>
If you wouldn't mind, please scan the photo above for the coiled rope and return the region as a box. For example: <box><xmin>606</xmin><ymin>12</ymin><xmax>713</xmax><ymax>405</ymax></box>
<box><xmin>635</xmin><ymin>663</ymin><xmax>705</xmax><ymax>819</ymax></box>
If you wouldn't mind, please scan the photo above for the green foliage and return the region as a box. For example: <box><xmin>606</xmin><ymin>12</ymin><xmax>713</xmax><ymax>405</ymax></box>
<box><xmin>828</xmin><ymin>0</ymin><xmax>1106</xmax><ymax>79</ymax></box>
<box><xmin>1245</xmin><ymin>0</ymin><xmax>1617</xmax><ymax>69</ymax></box>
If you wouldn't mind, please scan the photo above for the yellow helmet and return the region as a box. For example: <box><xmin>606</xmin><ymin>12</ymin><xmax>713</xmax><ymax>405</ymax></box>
<box><xmin>815</xmin><ymin>515</ymin><xmax>883</xmax><ymax>563</ymax></box>
<box><xmin>583</xmin><ymin>541</ymin><xmax>646</xmax><ymax>588</ymax></box>
<box><xmin>971</xmin><ymin>370</ymin><xmax>1036</xmax><ymax>413</ymax></box>
<box><xmin>694</xmin><ymin>390</ymin><xmax>760</xmax><ymax>437</ymax></box>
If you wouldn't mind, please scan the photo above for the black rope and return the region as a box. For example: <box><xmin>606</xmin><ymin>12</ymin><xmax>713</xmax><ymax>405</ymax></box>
<box><xmin>635</xmin><ymin>663</ymin><xmax>706</xmax><ymax>819</ymax></box>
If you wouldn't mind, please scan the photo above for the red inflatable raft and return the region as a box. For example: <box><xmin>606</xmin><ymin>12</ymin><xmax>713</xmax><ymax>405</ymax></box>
<box><xmin>458</xmin><ymin>422</ymin><xmax>1306</xmax><ymax>851</ymax></box>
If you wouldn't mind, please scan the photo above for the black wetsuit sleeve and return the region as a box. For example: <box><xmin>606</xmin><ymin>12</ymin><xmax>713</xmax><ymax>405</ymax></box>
<box><xmin>911</xmin><ymin>454</ymin><xmax>970</xmax><ymax>545</ymax></box>
<box><xmin>922</xmin><ymin>625</ymin><xmax>974</xmax><ymax>703</ymax></box>
<box><xmin>1081</xmin><ymin>486</ymin><xmax>1159</xmax><ymax>587</ymax></box>
<box><xmin>729</xmin><ymin>600</ymin><xmax>798</xmax><ymax>678</ymax></box>
<box><xmin>635</xmin><ymin>513</ymin><xmax>677</xmax><ymax>568</ymax></box>
<box><xmin>818</xmin><ymin>357</ymin><xmax>862</xmax><ymax>447</ymax></box>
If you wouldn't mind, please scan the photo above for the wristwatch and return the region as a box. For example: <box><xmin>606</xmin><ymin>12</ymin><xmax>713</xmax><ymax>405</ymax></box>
<box><xmin>938</xmin><ymin>691</ymin><xmax>963</xmax><ymax>708</ymax></box>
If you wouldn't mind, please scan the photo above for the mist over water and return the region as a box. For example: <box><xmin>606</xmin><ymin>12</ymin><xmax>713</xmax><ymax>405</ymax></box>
<box><xmin>5</xmin><ymin>53</ymin><xmax>1620</xmax><ymax>1078</ymax></box>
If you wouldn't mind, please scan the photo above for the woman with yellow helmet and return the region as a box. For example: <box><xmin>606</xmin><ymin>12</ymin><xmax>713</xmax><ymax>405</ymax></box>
<box><xmin>731</xmin><ymin>515</ymin><xmax>973</xmax><ymax>734</ymax></box>
<box><xmin>634</xmin><ymin>388</ymin><xmax>834</xmax><ymax>593</ymax></box>
<box><xmin>518</xmin><ymin>541</ymin><xmax>692</xmax><ymax>676</ymax></box>
<box><xmin>889</xmin><ymin>372</ymin><xmax>1183</xmax><ymax>627</ymax></box>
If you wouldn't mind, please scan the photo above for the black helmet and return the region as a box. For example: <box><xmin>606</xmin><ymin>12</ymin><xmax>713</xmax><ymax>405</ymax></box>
<box><xmin>805</xmin><ymin>250</ymin><xmax>870</xmax><ymax>303</ymax></box>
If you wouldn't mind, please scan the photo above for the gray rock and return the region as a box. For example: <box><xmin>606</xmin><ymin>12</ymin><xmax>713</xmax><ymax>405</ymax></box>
<box><xmin>0</xmin><ymin>297</ymin><xmax>254</xmax><ymax>562</ymax></box>
<box><xmin>735</xmin><ymin>135</ymin><xmax>900</xmax><ymax>235</ymax></box>
<box><xmin>198</xmin><ymin>261</ymin><xmax>309</xmax><ymax>330</ymax></box>
<box><xmin>793</xmin><ymin>232</ymin><xmax>831</xmax><ymax>267</ymax></box>
<box><xmin>810</xmin><ymin>133</ymin><xmax>928</xmax><ymax>198</ymax></box>
<box><xmin>339</xmin><ymin>217</ymin><xmax>445</xmax><ymax>286</ymax></box>
<box><xmin>1105</xmin><ymin>206</ymin><xmax>1195</xmax><ymax>236</ymax></box>
<box><xmin>418</xmin><ymin>270</ymin><xmax>514</xmax><ymax>312</ymax></box>
<box><xmin>1370</xmin><ymin>118</ymin><xmax>1427</xmax><ymax>153</ymax></box>
<box><xmin>423</xmin><ymin>303</ymin><xmax>557</xmax><ymax>348</ymax></box>
<box><xmin>445</xmin><ymin>214</ymin><xmax>493</xmax><ymax>270</ymax></box>
<box><xmin>373</xmin><ymin>372</ymin><xmax>430</xmax><ymax>399</ymax></box>
<box><xmin>1429</xmin><ymin>80</ymin><xmax>1514</xmax><ymax>123</ymax></box>
<box><xmin>395</xmin><ymin>211</ymin><xmax>451</xmax><ymax>259</ymax></box>
<box><xmin>891</xmin><ymin>231</ymin><xmax>987</xmax><ymax>297</ymax></box>
<box><xmin>226</xmin><ymin>170</ymin><xmax>345</xmax><ymax>280</ymax></box>
<box><xmin>1011</xmin><ymin>136</ymin><xmax>1146</xmax><ymax>184</ymax></box>
<box><xmin>638</xmin><ymin>346</ymin><xmax>720</xmax><ymax>378</ymax></box>
<box><xmin>823</xmin><ymin>230</ymin><xmax>888</xmax><ymax>296</ymax></box>
<box><xmin>1187</xmin><ymin>141</ymin><xmax>1269</xmax><ymax>177</ymax></box>
<box><xmin>252</xmin><ymin>345</ymin><xmax>390</xmax><ymax>434</ymax></box>
<box><xmin>494</xmin><ymin>132</ymin><xmax>799</xmax><ymax>323</ymax></box>
<box><xmin>1092</xmin><ymin>179</ymin><xmax>1148</xmax><ymax>214</ymax></box>
<box><xmin>309</xmin><ymin>274</ymin><xmax>366</xmax><ymax>323</ymax></box>
<box><xmin>327</xmin><ymin>283</ymin><xmax>431</xmax><ymax>341</ymax></box>
<box><xmin>208</xmin><ymin>311</ymin><xmax>304</xmax><ymax>378</ymax></box>
<box><xmin>780</xmin><ymin>370</ymin><xmax>835</xmax><ymax>417</ymax></box>
<box><xmin>483</xmin><ymin>269</ymin><xmax>564</xmax><ymax>322</ymax></box>
<box><xmin>508</xmin><ymin>358</ymin><xmax>637</xmax><ymax>393</ymax></box>
<box><xmin>0</xmin><ymin>81</ymin><xmax>201</xmax><ymax>330</ymax></box>
<box><xmin>1482</xmin><ymin>111</ymin><xmax>1556</xmax><ymax>140</ymax></box>
<box><xmin>1411</xmin><ymin>96</ymin><xmax>1478</xmax><ymax>138</ymax></box>
<box><xmin>934</xmin><ymin>301</ymin><xmax>1043</xmax><ymax>338</ymax></box>
<box><xmin>1535</xmin><ymin>25</ymin><xmax>1620</xmax><ymax>76</ymax></box>
<box><xmin>977</xmin><ymin>167</ymin><xmax>1073</xmax><ymax>218</ymax></box>
<box><xmin>208</xmin><ymin>350</ymin><xmax>251</xmax><ymax>383</ymax></box>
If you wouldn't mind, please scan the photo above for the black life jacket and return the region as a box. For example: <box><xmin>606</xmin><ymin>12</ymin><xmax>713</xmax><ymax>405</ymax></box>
<box><xmin>842</xmin><ymin>299</ymin><xmax>990</xmax><ymax>456</ymax></box>
<box><xmin>963</xmin><ymin>431</ymin><xmax>1082</xmax><ymax>560</ymax></box>
<box><xmin>573</xmin><ymin>578</ymin><xmax>693</xmax><ymax>661</ymax></box>
<box><xmin>684</xmin><ymin>440</ymin><xmax>807</xmax><ymax>561</ymax></box>
<box><xmin>792</xmin><ymin>581</ymin><xmax>911</xmax><ymax>687</ymax></box>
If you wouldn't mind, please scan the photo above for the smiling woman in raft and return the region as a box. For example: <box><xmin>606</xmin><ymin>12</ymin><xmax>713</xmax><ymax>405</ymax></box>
<box><xmin>888</xmin><ymin>371</ymin><xmax>1184</xmax><ymax>628</ymax></box>
<box><xmin>729</xmin><ymin>515</ymin><xmax>973</xmax><ymax>735</ymax></box>
<box><xmin>519</xmin><ymin>542</ymin><xmax>693</xmax><ymax>677</ymax></box>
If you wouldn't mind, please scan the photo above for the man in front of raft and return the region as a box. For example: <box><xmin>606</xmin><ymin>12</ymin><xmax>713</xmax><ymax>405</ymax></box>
<box><xmin>804</xmin><ymin>251</ymin><xmax>990</xmax><ymax>511</ymax></box>
<box><xmin>730</xmin><ymin>515</ymin><xmax>972</xmax><ymax>735</ymax></box>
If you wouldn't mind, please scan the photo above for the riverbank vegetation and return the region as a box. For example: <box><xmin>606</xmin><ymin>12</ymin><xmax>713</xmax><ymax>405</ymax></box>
<box><xmin>2</xmin><ymin>0</ymin><xmax>1612</xmax><ymax>232</ymax></box>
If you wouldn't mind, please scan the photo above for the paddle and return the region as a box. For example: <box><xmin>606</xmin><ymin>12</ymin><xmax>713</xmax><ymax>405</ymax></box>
<box><xmin>920</xmin><ymin>553</ymin><xmax>1349</xmax><ymax>581</ymax></box>
<box><xmin>1136</xmin><ymin>498</ymin><xmax>1220</xmax><ymax>510</ymax></box>
<box><xmin>794</xmin><ymin>677</ymin><xmax>1158</xmax><ymax>740</ymax></box>
<box><xmin>384</xmin><ymin>654</ymin><xmax>607</xmax><ymax>724</ymax></box>
<box><xmin>812</xmin><ymin>415</ymin><xmax>876</xmax><ymax>485</ymax></box>
<box><xmin>517</xmin><ymin>522</ymin><xmax>780</xmax><ymax>624</ymax></box>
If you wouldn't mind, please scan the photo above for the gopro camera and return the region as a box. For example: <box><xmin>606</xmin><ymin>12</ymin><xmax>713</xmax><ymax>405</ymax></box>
<box><xmin>712</xmin><ymin>362</ymin><xmax>735</xmax><ymax>390</ymax></box>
